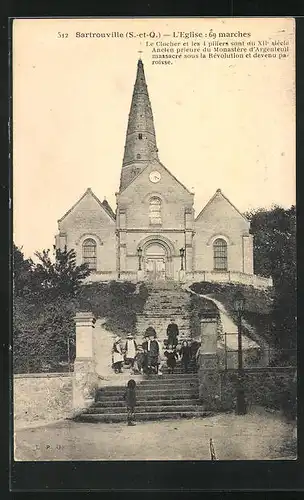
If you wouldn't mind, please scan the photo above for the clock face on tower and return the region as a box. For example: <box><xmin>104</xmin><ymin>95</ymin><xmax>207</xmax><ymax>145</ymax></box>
<box><xmin>149</xmin><ymin>170</ymin><xmax>161</xmax><ymax>183</ymax></box>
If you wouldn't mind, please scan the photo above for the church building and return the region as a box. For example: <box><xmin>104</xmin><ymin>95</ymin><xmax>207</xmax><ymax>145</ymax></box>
<box><xmin>55</xmin><ymin>59</ymin><xmax>271</xmax><ymax>289</ymax></box>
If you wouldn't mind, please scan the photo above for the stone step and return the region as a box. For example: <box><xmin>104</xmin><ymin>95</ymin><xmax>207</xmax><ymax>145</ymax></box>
<box><xmin>96</xmin><ymin>388</ymin><xmax>199</xmax><ymax>397</ymax></box>
<box><xmin>142</xmin><ymin>294</ymin><xmax>187</xmax><ymax>298</ymax></box>
<box><xmin>136</xmin><ymin>314</ymin><xmax>189</xmax><ymax>318</ymax></box>
<box><xmin>147</xmin><ymin>373</ymin><xmax>198</xmax><ymax>380</ymax></box>
<box><xmin>142</xmin><ymin>309</ymin><xmax>189</xmax><ymax>313</ymax></box>
<box><xmin>145</xmin><ymin>298</ymin><xmax>188</xmax><ymax>301</ymax></box>
<box><xmin>148</xmin><ymin>373</ymin><xmax>197</xmax><ymax>376</ymax></box>
<box><xmin>144</xmin><ymin>298</ymin><xmax>189</xmax><ymax>303</ymax></box>
<box><xmin>145</xmin><ymin>303</ymin><xmax>189</xmax><ymax>308</ymax></box>
<box><xmin>146</xmin><ymin>285</ymin><xmax>185</xmax><ymax>290</ymax></box>
<box><xmin>160</xmin><ymin>371</ymin><xmax>197</xmax><ymax>375</ymax></box>
<box><xmin>136</xmin><ymin>317</ymin><xmax>190</xmax><ymax>321</ymax></box>
<box><xmin>142</xmin><ymin>314</ymin><xmax>189</xmax><ymax>317</ymax></box>
<box><xmin>137</xmin><ymin>316</ymin><xmax>189</xmax><ymax>320</ymax></box>
<box><xmin>95</xmin><ymin>392</ymin><xmax>199</xmax><ymax>402</ymax></box>
<box><xmin>98</xmin><ymin>384</ymin><xmax>198</xmax><ymax>394</ymax></box>
<box><xmin>146</xmin><ymin>289</ymin><xmax>186</xmax><ymax>292</ymax></box>
<box><xmin>145</xmin><ymin>308</ymin><xmax>188</xmax><ymax>311</ymax></box>
<box><xmin>99</xmin><ymin>378</ymin><xmax>198</xmax><ymax>388</ymax></box>
<box><xmin>93</xmin><ymin>398</ymin><xmax>199</xmax><ymax>408</ymax></box>
<box><xmin>136</xmin><ymin>325</ymin><xmax>190</xmax><ymax>329</ymax></box>
<box><xmin>75</xmin><ymin>411</ymin><xmax>211</xmax><ymax>423</ymax></box>
<box><xmin>137</xmin><ymin>317</ymin><xmax>190</xmax><ymax>321</ymax></box>
<box><xmin>147</xmin><ymin>303</ymin><xmax>189</xmax><ymax>307</ymax></box>
<box><xmin>139</xmin><ymin>379</ymin><xmax>198</xmax><ymax>387</ymax></box>
<box><xmin>146</xmin><ymin>295</ymin><xmax>188</xmax><ymax>300</ymax></box>
<box><xmin>86</xmin><ymin>404</ymin><xmax>202</xmax><ymax>414</ymax></box>
<box><xmin>161</xmin><ymin>367</ymin><xmax>197</xmax><ymax>373</ymax></box>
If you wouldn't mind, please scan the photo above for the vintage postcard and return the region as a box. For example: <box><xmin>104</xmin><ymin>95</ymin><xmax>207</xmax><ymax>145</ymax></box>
<box><xmin>12</xmin><ymin>17</ymin><xmax>296</xmax><ymax>463</ymax></box>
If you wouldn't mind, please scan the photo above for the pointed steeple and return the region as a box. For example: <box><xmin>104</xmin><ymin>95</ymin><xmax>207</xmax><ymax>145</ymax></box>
<box><xmin>119</xmin><ymin>59</ymin><xmax>159</xmax><ymax>191</ymax></box>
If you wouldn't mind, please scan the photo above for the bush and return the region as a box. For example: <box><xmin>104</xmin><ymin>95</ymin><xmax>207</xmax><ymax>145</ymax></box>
<box><xmin>14</xmin><ymin>280</ymin><xmax>150</xmax><ymax>373</ymax></box>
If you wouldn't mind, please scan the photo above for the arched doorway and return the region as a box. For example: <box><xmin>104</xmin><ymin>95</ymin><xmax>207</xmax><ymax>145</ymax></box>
<box><xmin>144</xmin><ymin>242</ymin><xmax>168</xmax><ymax>281</ymax></box>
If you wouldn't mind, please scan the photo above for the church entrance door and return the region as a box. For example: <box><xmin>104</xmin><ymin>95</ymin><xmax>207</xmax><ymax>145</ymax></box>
<box><xmin>146</xmin><ymin>257</ymin><xmax>166</xmax><ymax>281</ymax></box>
<box><xmin>144</xmin><ymin>243</ymin><xmax>167</xmax><ymax>281</ymax></box>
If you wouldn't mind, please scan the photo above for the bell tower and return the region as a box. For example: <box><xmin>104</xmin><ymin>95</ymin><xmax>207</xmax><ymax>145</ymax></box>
<box><xmin>119</xmin><ymin>58</ymin><xmax>159</xmax><ymax>192</ymax></box>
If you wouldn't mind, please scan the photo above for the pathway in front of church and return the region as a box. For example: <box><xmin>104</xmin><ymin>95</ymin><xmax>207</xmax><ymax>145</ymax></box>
<box><xmin>14</xmin><ymin>406</ymin><xmax>296</xmax><ymax>461</ymax></box>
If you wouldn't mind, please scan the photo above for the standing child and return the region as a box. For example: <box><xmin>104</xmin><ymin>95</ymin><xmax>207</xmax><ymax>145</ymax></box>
<box><xmin>124</xmin><ymin>333</ymin><xmax>138</xmax><ymax>372</ymax></box>
<box><xmin>112</xmin><ymin>336</ymin><xmax>124</xmax><ymax>374</ymax></box>
<box><xmin>134</xmin><ymin>345</ymin><xmax>145</xmax><ymax>374</ymax></box>
<box><xmin>124</xmin><ymin>379</ymin><xmax>137</xmax><ymax>426</ymax></box>
<box><xmin>164</xmin><ymin>345</ymin><xmax>179</xmax><ymax>374</ymax></box>
<box><xmin>142</xmin><ymin>332</ymin><xmax>160</xmax><ymax>374</ymax></box>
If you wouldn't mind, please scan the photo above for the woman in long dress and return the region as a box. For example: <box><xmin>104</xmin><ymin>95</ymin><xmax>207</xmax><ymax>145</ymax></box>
<box><xmin>112</xmin><ymin>336</ymin><xmax>124</xmax><ymax>373</ymax></box>
<box><xmin>124</xmin><ymin>333</ymin><xmax>138</xmax><ymax>373</ymax></box>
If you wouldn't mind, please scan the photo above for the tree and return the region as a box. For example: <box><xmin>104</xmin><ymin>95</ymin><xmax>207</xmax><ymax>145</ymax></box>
<box><xmin>246</xmin><ymin>205</ymin><xmax>296</xmax><ymax>357</ymax></box>
<box><xmin>33</xmin><ymin>246</ymin><xmax>91</xmax><ymax>299</ymax></box>
<box><xmin>13</xmin><ymin>244</ymin><xmax>34</xmax><ymax>297</ymax></box>
<box><xmin>245</xmin><ymin>205</ymin><xmax>296</xmax><ymax>285</ymax></box>
<box><xmin>13</xmin><ymin>295</ymin><xmax>77</xmax><ymax>373</ymax></box>
<box><xmin>13</xmin><ymin>244</ymin><xmax>92</xmax><ymax>372</ymax></box>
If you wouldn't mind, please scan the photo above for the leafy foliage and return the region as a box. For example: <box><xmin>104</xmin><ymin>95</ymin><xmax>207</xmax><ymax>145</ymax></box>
<box><xmin>13</xmin><ymin>244</ymin><xmax>149</xmax><ymax>372</ymax></box>
<box><xmin>245</xmin><ymin>205</ymin><xmax>296</xmax><ymax>286</ymax></box>
<box><xmin>76</xmin><ymin>281</ymin><xmax>148</xmax><ymax>336</ymax></box>
<box><xmin>13</xmin><ymin>296</ymin><xmax>77</xmax><ymax>373</ymax></box>
<box><xmin>13</xmin><ymin>244</ymin><xmax>34</xmax><ymax>297</ymax></box>
<box><xmin>191</xmin><ymin>205</ymin><xmax>296</xmax><ymax>362</ymax></box>
<box><xmin>13</xmin><ymin>245</ymin><xmax>91</xmax><ymax>372</ymax></box>
<box><xmin>246</xmin><ymin>206</ymin><xmax>296</xmax><ymax>356</ymax></box>
<box><xmin>33</xmin><ymin>246</ymin><xmax>91</xmax><ymax>299</ymax></box>
<box><xmin>189</xmin><ymin>281</ymin><xmax>274</xmax><ymax>345</ymax></box>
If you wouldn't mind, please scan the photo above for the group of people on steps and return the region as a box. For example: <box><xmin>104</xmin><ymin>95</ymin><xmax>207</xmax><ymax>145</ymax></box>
<box><xmin>111</xmin><ymin>318</ymin><xmax>200</xmax><ymax>375</ymax></box>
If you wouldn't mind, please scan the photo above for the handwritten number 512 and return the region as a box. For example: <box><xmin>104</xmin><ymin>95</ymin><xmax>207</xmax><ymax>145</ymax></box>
<box><xmin>57</xmin><ymin>32</ymin><xmax>68</xmax><ymax>38</ymax></box>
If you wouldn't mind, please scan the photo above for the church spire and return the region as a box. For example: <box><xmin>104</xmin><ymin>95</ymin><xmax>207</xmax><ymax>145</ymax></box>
<box><xmin>119</xmin><ymin>58</ymin><xmax>159</xmax><ymax>191</ymax></box>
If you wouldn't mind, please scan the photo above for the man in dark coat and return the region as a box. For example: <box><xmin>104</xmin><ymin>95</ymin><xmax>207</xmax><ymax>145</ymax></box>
<box><xmin>179</xmin><ymin>340</ymin><xmax>191</xmax><ymax>373</ymax></box>
<box><xmin>166</xmin><ymin>319</ymin><xmax>179</xmax><ymax>348</ymax></box>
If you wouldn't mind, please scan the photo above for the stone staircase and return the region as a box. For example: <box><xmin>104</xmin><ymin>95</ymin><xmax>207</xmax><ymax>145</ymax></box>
<box><xmin>76</xmin><ymin>363</ymin><xmax>210</xmax><ymax>423</ymax></box>
<box><xmin>136</xmin><ymin>281</ymin><xmax>192</xmax><ymax>341</ymax></box>
<box><xmin>73</xmin><ymin>282</ymin><xmax>207</xmax><ymax>423</ymax></box>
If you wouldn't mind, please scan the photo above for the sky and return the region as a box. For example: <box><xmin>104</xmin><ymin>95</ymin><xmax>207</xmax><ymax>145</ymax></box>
<box><xmin>13</xmin><ymin>18</ymin><xmax>295</xmax><ymax>258</ymax></box>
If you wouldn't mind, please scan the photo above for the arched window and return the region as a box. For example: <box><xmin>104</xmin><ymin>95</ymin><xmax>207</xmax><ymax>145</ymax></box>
<box><xmin>149</xmin><ymin>197</ymin><xmax>162</xmax><ymax>225</ymax></box>
<box><xmin>213</xmin><ymin>238</ymin><xmax>228</xmax><ymax>271</ymax></box>
<box><xmin>82</xmin><ymin>238</ymin><xmax>97</xmax><ymax>271</ymax></box>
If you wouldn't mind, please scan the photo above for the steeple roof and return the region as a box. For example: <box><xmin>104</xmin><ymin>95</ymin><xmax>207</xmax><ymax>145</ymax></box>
<box><xmin>119</xmin><ymin>59</ymin><xmax>159</xmax><ymax>191</ymax></box>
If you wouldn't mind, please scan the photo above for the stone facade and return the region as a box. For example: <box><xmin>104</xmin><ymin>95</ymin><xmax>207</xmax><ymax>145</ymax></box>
<box><xmin>56</xmin><ymin>188</ymin><xmax>117</xmax><ymax>278</ymax></box>
<box><xmin>55</xmin><ymin>59</ymin><xmax>271</xmax><ymax>288</ymax></box>
<box><xmin>194</xmin><ymin>189</ymin><xmax>253</xmax><ymax>275</ymax></box>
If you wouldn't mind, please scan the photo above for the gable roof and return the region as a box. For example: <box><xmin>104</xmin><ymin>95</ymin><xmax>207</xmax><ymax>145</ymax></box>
<box><xmin>119</xmin><ymin>159</ymin><xmax>193</xmax><ymax>196</ymax></box>
<box><xmin>101</xmin><ymin>198</ymin><xmax>116</xmax><ymax>220</ymax></box>
<box><xmin>58</xmin><ymin>188</ymin><xmax>116</xmax><ymax>224</ymax></box>
<box><xmin>195</xmin><ymin>188</ymin><xmax>249</xmax><ymax>223</ymax></box>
